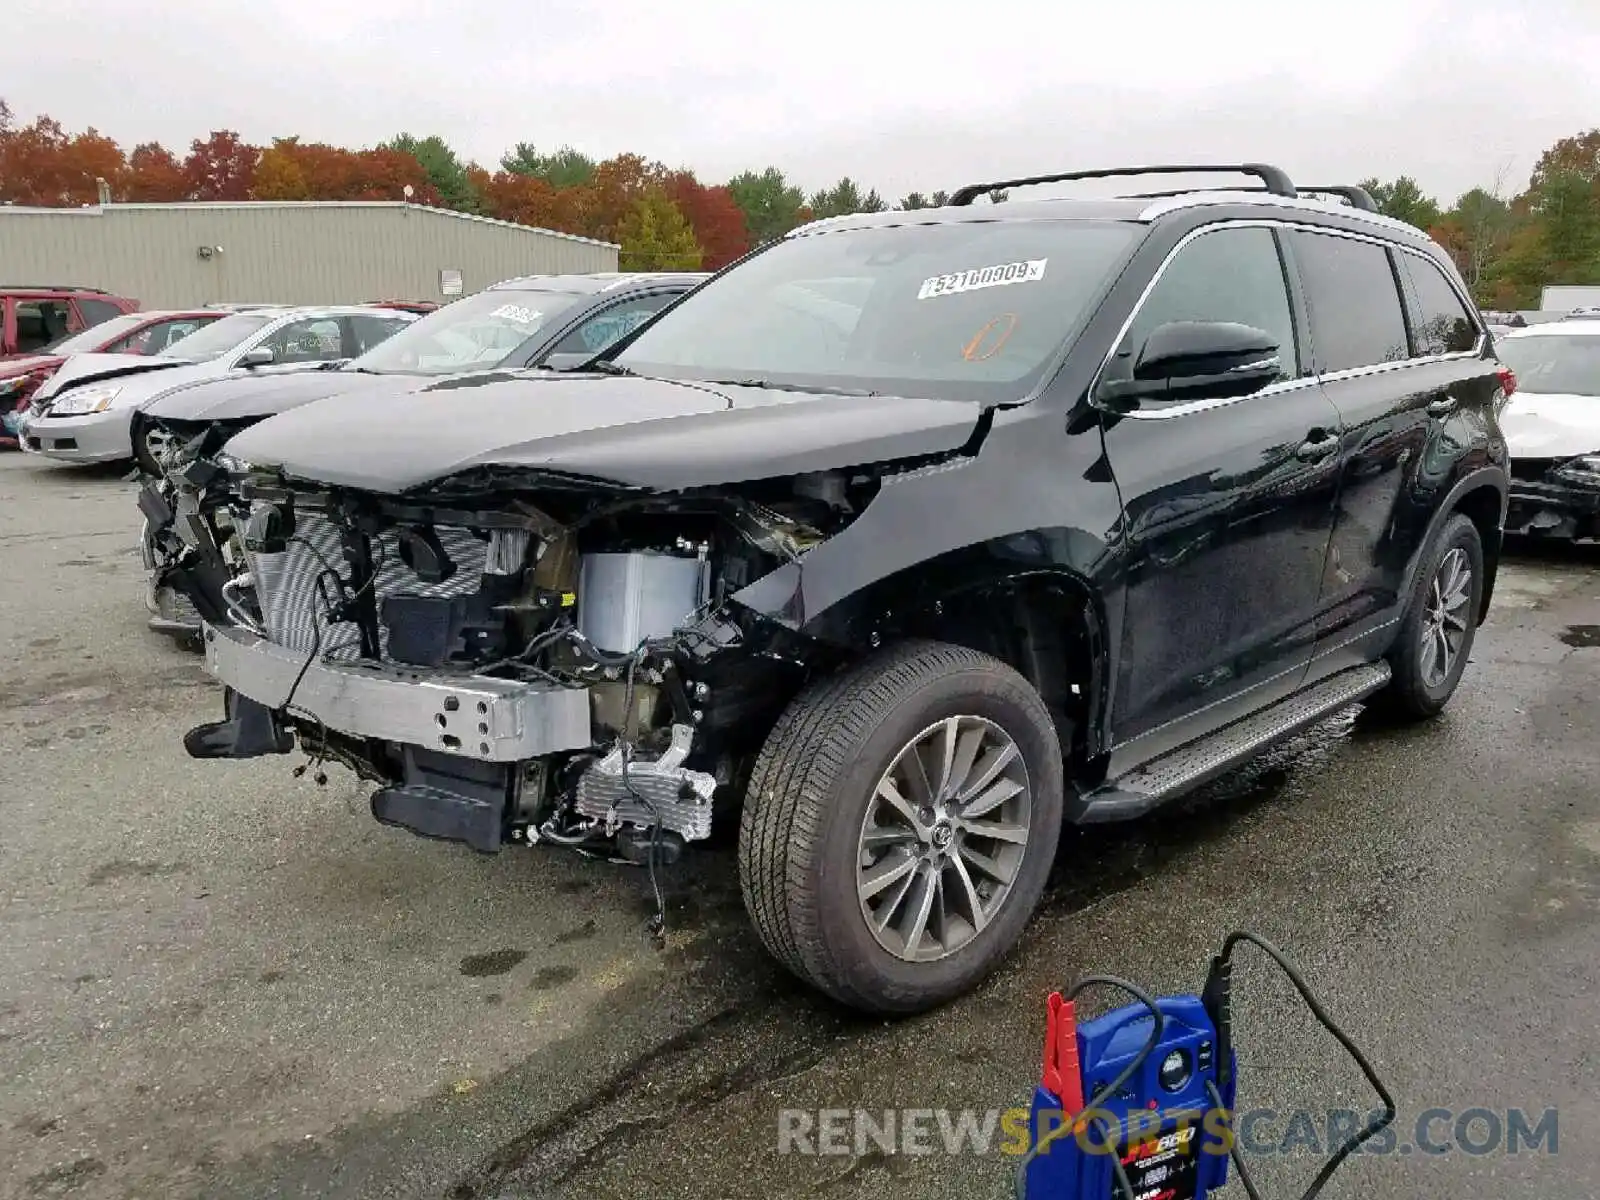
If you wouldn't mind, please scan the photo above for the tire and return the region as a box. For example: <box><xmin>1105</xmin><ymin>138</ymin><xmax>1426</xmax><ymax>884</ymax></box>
<box><xmin>738</xmin><ymin>639</ymin><xmax>1064</xmax><ymax>1014</ymax></box>
<box><xmin>1373</xmin><ymin>512</ymin><xmax>1484</xmax><ymax>721</ymax></box>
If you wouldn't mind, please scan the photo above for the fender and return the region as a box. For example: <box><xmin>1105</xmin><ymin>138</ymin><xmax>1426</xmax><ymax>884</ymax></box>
<box><xmin>1397</xmin><ymin>465</ymin><xmax>1508</xmax><ymax>623</ymax></box>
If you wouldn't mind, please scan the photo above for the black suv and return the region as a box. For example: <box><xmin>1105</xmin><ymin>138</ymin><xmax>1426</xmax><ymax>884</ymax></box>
<box><xmin>174</xmin><ymin>164</ymin><xmax>1509</xmax><ymax>1014</ymax></box>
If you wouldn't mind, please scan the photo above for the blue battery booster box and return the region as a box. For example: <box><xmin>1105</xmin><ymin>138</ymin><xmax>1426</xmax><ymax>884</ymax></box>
<box><xmin>1021</xmin><ymin>992</ymin><xmax>1238</xmax><ymax>1200</ymax></box>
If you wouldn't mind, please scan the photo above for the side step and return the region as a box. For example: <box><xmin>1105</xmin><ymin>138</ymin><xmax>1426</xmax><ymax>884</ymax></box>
<box><xmin>1069</xmin><ymin>662</ymin><xmax>1392</xmax><ymax>823</ymax></box>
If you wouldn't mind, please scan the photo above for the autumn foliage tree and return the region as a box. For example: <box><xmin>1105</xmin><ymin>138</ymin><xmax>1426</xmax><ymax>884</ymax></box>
<box><xmin>124</xmin><ymin>143</ymin><xmax>187</xmax><ymax>201</ymax></box>
<box><xmin>615</xmin><ymin>189</ymin><xmax>703</xmax><ymax>270</ymax></box>
<box><xmin>182</xmin><ymin>130</ymin><xmax>259</xmax><ymax>200</ymax></box>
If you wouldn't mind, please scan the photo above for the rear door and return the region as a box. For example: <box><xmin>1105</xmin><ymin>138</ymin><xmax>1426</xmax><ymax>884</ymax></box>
<box><xmin>1098</xmin><ymin>223</ymin><xmax>1345</xmax><ymax>744</ymax></box>
<box><xmin>1289</xmin><ymin>228</ymin><xmax>1494</xmax><ymax>661</ymax></box>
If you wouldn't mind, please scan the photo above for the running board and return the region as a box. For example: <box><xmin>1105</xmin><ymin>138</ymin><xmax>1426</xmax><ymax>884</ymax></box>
<box><xmin>1069</xmin><ymin>662</ymin><xmax>1392</xmax><ymax>823</ymax></box>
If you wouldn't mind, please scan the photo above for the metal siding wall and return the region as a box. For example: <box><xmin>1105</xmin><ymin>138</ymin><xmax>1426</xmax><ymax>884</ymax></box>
<box><xmin>0</xmin><ymin>206</ymin><xmax>617</xmax><ymax>308</ymax></box>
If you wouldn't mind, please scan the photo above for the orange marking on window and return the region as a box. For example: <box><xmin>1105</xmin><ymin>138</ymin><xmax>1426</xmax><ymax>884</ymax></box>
<box><xmin>963</xmin><ymin>313</ymin><xmax>1018</xmax><ymax>361</ymax></box>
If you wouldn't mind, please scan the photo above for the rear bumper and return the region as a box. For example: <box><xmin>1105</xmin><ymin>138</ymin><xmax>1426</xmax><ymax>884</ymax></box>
<box><xmin>1506</xmin><ymin>480</ymin><xmax>1600</xmax><ymax>539</ymax></box>
<box><xmin>199</xmin><ymin>622</ymin><xmax>592</xmax><ymax>762</ymax></box>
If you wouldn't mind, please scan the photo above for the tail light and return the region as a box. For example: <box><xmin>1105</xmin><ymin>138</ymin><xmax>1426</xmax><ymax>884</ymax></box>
<box><xmin>1496</xmin><ymin>364</ymin><xmax>1516</xmax><ymax>397</ymax></box>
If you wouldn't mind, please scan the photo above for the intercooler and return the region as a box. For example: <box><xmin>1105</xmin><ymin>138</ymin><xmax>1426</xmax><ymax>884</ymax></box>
<box><xmin>244</xmin><ymin>509</ymin><xmax>488</xmax><ymax>661</ymax></box>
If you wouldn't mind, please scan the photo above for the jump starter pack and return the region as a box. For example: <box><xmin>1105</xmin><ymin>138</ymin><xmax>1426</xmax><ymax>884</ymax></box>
<box><xmin>1016</xmin><ymin>930</ymin><xmax>1396</xmax><ymax>1200</ymax></box>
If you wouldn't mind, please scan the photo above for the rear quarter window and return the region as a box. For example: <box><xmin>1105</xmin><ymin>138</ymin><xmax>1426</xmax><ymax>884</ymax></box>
<box><xmin>1396</xmin><ymin>254</ymin><xmax>1480</xmax><ymax>356</ymax></box>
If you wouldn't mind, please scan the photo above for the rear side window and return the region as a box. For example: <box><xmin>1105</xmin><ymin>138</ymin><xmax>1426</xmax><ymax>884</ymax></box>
<box><xmin>1397</xmin><ymin>254</ymin><xmax>1479</xmax><ymax>356</ymax></box>
<box><xmin>1291</xmin><ymin>232</ymin><xmax>1409</xmax><ymax>373</ymax></box>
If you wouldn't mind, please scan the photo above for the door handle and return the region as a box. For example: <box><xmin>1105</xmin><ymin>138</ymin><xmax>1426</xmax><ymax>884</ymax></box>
<box><xmin>1427</xmin><ymin>396</ymin><xmax>1459</xmax><ymax>418</ymax></box>
<box><xmin>1295</xmin><ymin>430</ymin><xmax>1339</xmax><ymax>461</ymax></box>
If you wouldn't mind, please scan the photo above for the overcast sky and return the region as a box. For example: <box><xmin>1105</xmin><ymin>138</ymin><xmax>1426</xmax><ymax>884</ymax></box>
<box><xmin>6</xmin><ymin>0</ymin><xmax>1599</xmax><ymax>205</ymax></box>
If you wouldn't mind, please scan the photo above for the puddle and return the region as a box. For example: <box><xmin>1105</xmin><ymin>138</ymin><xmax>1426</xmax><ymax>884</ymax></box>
<box><xmin>1559</xmin><ymin>625</ymin><xmax>1600</xmax><ymax>649</ymax></box>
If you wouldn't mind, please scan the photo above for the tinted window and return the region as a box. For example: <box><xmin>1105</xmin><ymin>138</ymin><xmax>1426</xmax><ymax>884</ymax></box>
<box><xmin>1494</xmin><ymin>335</ymin><xmax>1600</xmax><ymax>396</ymax></box>
<box><xmin>1116</xmin><ymin>226</ymin><xmax>1298</xmax><ymax>383</ymax></box>
<box><xmin>615</xmin><ymin>221</ymin><xmax>1141</xmax><ymax>404</ymax></box>
<box><xmin>1398</xmin><ymin>254</ymin><xmax>1479</xmax><ymax>356</ymax></box>
<box><xmin>1292</xmin><ymin>232</ymin><xmax>1408</xmax><ymax>372</ymax></box>
<box><xmin>548</xmin><ymin>294</ymin><xmax>675</xmax><ymax>357</ymax></box>
<box><xmin>76</xmin><ymin>297</ymin><xmax>124</xmax><ymax>326</ymax></box>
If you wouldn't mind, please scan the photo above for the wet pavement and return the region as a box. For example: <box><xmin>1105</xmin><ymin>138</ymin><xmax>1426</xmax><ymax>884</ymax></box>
<box><xmin>3</xmin><ymin>451</ymin><xmax>1599</xmax><ymax>1200</ymax></box>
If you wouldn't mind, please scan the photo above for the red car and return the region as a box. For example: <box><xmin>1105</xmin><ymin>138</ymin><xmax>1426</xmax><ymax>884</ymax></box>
<box><xmin>0</xmin><ymin>308</ymin><xmax>223</xmax><ymax>448</ymax></box>
<box><xmin>1</xmin><ymin>285</ymin><xmax>141</xmax><ymax>356</ymax></box>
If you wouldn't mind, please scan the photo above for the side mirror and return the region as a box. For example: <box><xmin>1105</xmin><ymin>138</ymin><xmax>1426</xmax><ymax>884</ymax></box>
<box><xmin>238</xmin><ymin>346</ymin><xmax>275</xmax><ymax>368</ymax></box>
<box><xmin>1100</xmin><ymin>321</ymin><xmax>1281</xmax><ymax>408</ymax></box>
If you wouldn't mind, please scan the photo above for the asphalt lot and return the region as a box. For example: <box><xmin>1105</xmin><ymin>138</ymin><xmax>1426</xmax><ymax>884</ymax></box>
<box><xmin>4</xmin><ymin>449</ymin><xmax>1600</xmax><ymax>1200</ymax></box>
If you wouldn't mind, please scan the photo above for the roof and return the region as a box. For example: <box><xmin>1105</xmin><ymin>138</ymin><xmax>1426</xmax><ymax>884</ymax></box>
<box><xmin>0</xmin><ymin>200</ymin><xmax>619</xmax><ymax>251</ymax></box>
<box><xmin>0</xmin><ymin>284</ymin><xmax>117</xmax><ymax>295</ymax></box>
<box><xmin>487</xmin><ymin>270</ymin><xmax>711</xmax><ymax>295</ymax></box>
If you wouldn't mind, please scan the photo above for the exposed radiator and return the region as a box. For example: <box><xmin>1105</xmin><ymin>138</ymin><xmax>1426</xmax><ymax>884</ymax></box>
<box><xmin>245</xmin><ymin>509</ymin><xmax>488</xmax><ymax>661</ymax></box>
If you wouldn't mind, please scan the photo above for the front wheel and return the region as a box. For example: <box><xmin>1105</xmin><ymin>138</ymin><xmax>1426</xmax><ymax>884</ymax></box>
<box><xmin>738</xmin><ymin>640</ymin><xmax>1064</xmax><ymax>1014</ymax></box>
<box><xmin>1373</xmin><ymin>512</ymin><xmax>1484</xmax><ymax>720</ymax></box>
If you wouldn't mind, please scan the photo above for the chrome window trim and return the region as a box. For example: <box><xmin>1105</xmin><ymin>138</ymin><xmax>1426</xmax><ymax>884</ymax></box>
<box><xmin>1093</xmin><ymin>218</ymin><xmax>1487</xmax><ymax>422</ymax></box>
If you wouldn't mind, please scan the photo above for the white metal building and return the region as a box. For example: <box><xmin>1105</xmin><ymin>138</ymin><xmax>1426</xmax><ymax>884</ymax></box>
<box><xmin>0</xmin><ymin>201</ymin><xmax>619</xmax><ymax>308</ymax></box>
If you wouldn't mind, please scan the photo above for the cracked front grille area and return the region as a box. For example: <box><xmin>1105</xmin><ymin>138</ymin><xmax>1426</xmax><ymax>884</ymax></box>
<box><xmin>245</xmin><ymin>509</ymin><xmax>488</xmax><ymax>661</ymax></box>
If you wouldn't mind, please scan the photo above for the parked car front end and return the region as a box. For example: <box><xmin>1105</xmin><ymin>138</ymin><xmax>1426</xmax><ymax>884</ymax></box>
<box><xmin>1495</xmin><ymin>324</ymin><xmax>1600</xmax><ymax>539</ymax></box>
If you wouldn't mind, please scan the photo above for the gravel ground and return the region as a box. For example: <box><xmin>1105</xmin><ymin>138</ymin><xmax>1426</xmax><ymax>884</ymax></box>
<box><xmin>3</xmin><ymin>451</ymin><xmax>1598</xmax><ymax>1200</ymax></box>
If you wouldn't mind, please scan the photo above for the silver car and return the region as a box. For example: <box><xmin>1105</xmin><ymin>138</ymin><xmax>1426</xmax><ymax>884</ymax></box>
<box><xmin>18</xmin><ymin>305</ymin><xmax>415</xmax><ymax>467</ymax></box>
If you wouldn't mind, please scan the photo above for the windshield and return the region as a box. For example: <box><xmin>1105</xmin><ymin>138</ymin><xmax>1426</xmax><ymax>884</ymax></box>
<box><xmin>348</xmin><ymin>289</ymin><xmax>584</xmax><ymax>375</ymax></box>
<box><xmin>154</xmin><ymin>312</ymin><xmax>275</xmax><ymax>361</ymax></box>
<box><xmin>612</xmin><ymin>219</ymin><xmax>1143</xmax><ymax>402</ymax></box>
<box><xmin>1496</xmin><ymin>335</ymin><xmax>1600</xmax><ymax>396</ymax></box>
<box><xmin>41</xmin><ymin>314</ymin><xmax>145</xmax><ymax>354</ymax></box>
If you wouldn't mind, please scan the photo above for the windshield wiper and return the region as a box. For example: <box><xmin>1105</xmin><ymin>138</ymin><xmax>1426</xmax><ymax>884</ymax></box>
<box><xmin>585</xmin><ymin>360</ymin><xmax>638</xmax><ymax>377</ymax></box>
<box><xmin>702</xmin><ymin>377</ymin><xmax>881</xmax><ymax>398</ymax></box>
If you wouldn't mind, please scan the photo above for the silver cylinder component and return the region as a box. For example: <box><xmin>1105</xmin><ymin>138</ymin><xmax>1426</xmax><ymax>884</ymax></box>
<box><xmin>577</xmin><ymin>551</ymin><xmax>705</xmax><ymax>654</ymax></box>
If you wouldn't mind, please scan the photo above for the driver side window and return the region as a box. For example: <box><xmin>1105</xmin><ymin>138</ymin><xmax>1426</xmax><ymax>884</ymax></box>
<box><xmin>548</xmin><ymin>295</ymin><xmax>675</xmax><ymax>358</ymax></box>
<box><xmin>1116</xmin><ymin>227</ymin><xmax>1300</xmax><ymax>385</ymax></box>
<box><xmin>263</xmin><ymin>317</ymin><xmax>344</xmax><ymax>364</ymax></box>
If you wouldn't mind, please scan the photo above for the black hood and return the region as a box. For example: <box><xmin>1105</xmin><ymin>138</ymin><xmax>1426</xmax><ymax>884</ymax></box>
<box><xmin>223</xmin><ymin>370</ymin><xmax>985</xmax><ymax>493</ymax></box>
<box><xmin>141</xmin><ymin>367</ymin><xmax>393</xmax><ymax>423</ymax></box>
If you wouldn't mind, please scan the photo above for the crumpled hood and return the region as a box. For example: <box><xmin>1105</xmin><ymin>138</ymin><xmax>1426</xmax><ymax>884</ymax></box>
<box><xmin>141</xmin><ymin>366</ymin><xmax>390</xmax><ymax>423</ymax></box>
<box><xmin>224</xmin><ymin>370</ymin><xmax>985</xmax><ymax>493</ymax></box>
<box><xmin>1501</xmin><ymin>392</ymin><xmax>1600</xmax><ymax>459</ymax></box>
<box><xmin>33</xmin><ymin>352</ymin><xmax>200</xmax><ymax>402</ymax></box>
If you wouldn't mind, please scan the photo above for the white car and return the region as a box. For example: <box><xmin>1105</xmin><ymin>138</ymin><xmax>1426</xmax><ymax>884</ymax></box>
<box><xmin>18</xmin><ymin>305</ymin><xmax>415</xmax><ymax>467</ymax></box>
<box><xmin>1496</xmin><ymin>320</ymin><xmax>1600</xmax><ymax>540</ymax></box>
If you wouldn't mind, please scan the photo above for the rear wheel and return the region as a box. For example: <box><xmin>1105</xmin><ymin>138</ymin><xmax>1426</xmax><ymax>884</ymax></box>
<box><xmin>1373</xmin><ymin>512</ymin><xmax>1483</xmax><ymax>720</ymax></box>
<box><xmin>738</xmin><ymin>640</ymin><xmax>1064</xmax><ymax>1014</ymax></box>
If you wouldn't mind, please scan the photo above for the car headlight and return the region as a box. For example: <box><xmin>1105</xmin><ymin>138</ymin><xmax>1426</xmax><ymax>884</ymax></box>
<box><xmin>1552</xmin><ymin>455</ymin><xmax>1600</xmax><ymax>487</ymax></box>
<box><xmin>49</xmin><ymin>384</ymin><xmax>123</xmax><ymax>415</ymax></box>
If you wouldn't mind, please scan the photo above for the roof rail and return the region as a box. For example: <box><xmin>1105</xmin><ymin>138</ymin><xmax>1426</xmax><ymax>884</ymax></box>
<box><xmin>0</xmin><ymin>284</ymin><xmax>113</xmax><ymax>294</ymax></box>
<box><xmin>1124</xmin><ymin>182</ymin><xmax>1381</xmax><ymax>213</ymax></box>
<box><xmin>948</xmin><ymin>163</ymin><xmax>1296</xmax><ymax>207</ymax></box>
<box><xmin>1298</xmin><ymin>185</ymin><xmax>1378</xmax><ymax>212</ymax></box>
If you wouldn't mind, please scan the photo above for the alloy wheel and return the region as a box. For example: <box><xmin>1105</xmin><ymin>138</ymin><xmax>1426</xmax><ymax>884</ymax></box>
<box><xmin>1420</xmin><ymin>547</ymin><xmax>1472</xmax><ymax>689</ymax></box>
<box><xmin>856</xmin><ymin>715</ymin><xmax>1032</xmax><ymax>962</ymax></box>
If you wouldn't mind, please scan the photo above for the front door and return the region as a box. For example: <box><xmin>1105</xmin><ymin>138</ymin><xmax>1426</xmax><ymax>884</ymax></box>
<box><xmin>1099</xmin><ymin>223</ymin><xmax>1344</xmax><ymax>746</ymax></box>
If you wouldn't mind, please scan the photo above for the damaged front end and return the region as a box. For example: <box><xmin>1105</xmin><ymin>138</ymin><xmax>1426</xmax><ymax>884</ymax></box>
<box><xmin>181</xmin><ymin>459</ymin><xmax>905</xmax><ymax>864</ymax></box>
<box><xmin>138</xmin><ymin>418</ymin><xmax>257</xmax><ymax>640</ymax></box>
<box><xmin>1506</xmin><ymin>454</ymin><xmax>1600</xmax><ymax>540</ymax></box>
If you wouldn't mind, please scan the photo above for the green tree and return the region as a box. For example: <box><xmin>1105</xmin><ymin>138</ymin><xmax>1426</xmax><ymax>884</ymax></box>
<box><xmin>1357</xmin><ymin>176</ymin><xmax>1442</xmax><ymax>229</ymax></box>
<box><xmin>897</xmin><ymin>191</ymin><xmax>932</xmax><ymax>210</ymax></box>
<box><xmin>1532</xmin><ymin>170</ymin><xmax>1600</xmax><ymax>283</ymax></box>
<box><xmin>500</xmin><ymin>143</ymin><xmax>596</xmax><ymax>189</ymax></box>
<box><xmin>384</xmin><ymin>133</ymin><xmax>478</xmax><ymax>211</ymax></box>
<box><xmin>616</xmin><ymin>189</ymin><xmax>703</xmax><ymax>270</ymax></box>
<box><xmin>727</xmin><ymin>166</ymin><xmax>805</xmax><ymax>243</ymax></box>
<box><xmin>808</xmin><ymin>177</ymin><xmax>888</xmax><ymax>219</ymax></box>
